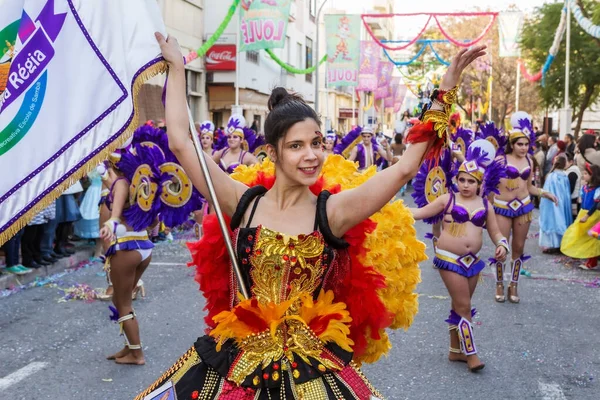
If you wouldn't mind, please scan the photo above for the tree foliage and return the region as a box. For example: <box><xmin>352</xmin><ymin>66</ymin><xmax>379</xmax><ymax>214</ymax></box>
<box><xmin>520</xmin><ymin>0</ymin><xmax>600</xmax><ymax>136</ymax></box>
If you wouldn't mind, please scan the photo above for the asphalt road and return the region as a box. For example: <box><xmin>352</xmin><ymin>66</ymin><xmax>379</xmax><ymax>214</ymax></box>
<box><xmin>1</xmin><ymin>195</ymin><xmax>599</xmax><ymax>399</ymax></box>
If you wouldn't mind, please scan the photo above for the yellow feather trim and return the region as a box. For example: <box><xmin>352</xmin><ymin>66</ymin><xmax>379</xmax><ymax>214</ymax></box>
<box><xmin>0</xmin><ymin>60</ymin><xmax>168</xmax><ymax>247</ymax></box>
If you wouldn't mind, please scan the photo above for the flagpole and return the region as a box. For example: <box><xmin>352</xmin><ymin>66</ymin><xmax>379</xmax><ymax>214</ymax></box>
<box><xmin>186</xmin><ymin>107</ymin><xmax>248</xmax><ymax>299</ymax></box>
<box><xmin>235</xmin><ymin>6</ymin><xmax>240</xmax><ymax>107</ymax></box>
<box><xmin>515</xmin><ymin>60</ymin><xmax>520</xmax><ymax>111</ymax></box>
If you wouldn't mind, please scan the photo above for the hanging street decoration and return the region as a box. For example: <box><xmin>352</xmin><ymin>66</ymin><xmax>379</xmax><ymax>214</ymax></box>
<box><xmin>357</xmin><ymin>41</ymin><xmax>380</xmax><ymax>92</ymax></box>
<box><xmin>239</xmin><ymin>0</ymin><xmax>292</xmax><ymax>52</ymax></box>
<box><xmin>325</xmin><ymin>14</ymin><xmax>361</xmax><ymax>87</ymax></box>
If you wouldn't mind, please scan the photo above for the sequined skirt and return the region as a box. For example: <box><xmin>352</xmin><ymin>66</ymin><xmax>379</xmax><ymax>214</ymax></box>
<box><xmin>134</xmin><ymin>336</ymin><xmax>384</xmax><ymax>400</ymax></box>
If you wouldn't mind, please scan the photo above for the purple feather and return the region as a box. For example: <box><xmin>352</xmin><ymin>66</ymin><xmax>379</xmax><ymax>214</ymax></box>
<box><xmin>109</xmin><ymin>305</ymin><xmax>119</xmax><ymax>322</ymax></box>
<box><xmin>243</xmin><ymin>127</ymin><xmax>265</xmax><ymax>154</ymax></box>
<box><xmin>477</xmin><ymin>122</ymin><xmax>507</xmax><ymax>156</ymax></box>
<box><xmin>451</xmin><ymin>127</ymin><xmax>474</xmax><ymax>154</ymax></box>
<box><xmin>334</xmin><ymin>126</ymin><xmax>363</xmax><ymax>155</ymax></box>
<box><xmin>214</xmin><ymin>129</ymin><xmax>228</xmax><ymax>151</ymax></box>
<box><xmin>412</xmin><ymin>148</ymin><xmax>454</xmax><ymax>224</ymax></box>
<box><xmin>159</xmin><ymin>165</ymin><xmax>205</xmax><ymax>228</ymax></box>
<box><xmin>481</xmin><ymin>158</ymin><xmax>507</xmax><ymax>198</ymax></box>
<box><xmin>445</xmin><ymin>308</ymin><xmax>477</xmax><ymax>325</ymax></box>
<box><xmin>118</xmin><ymin>144</ymin><xmax>164</xmax><ymax>231</ymax></box>
<box><xmin>227</xmin><ymin>117</ymin><xmax>242</xmax><ymax>132</ymax></box>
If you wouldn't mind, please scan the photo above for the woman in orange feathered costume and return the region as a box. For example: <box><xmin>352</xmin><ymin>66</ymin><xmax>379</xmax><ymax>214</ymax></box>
<box><xmin>135</xmin><ymin>34</ymin><xmax>487</xmax><ymax>400</ymax></box>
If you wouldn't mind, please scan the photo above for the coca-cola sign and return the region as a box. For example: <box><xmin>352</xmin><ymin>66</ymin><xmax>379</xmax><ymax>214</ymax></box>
<box><xmin>206</xmin><ymin>45</ymin><xmax>236</xmax><ymax>71</ymax></box>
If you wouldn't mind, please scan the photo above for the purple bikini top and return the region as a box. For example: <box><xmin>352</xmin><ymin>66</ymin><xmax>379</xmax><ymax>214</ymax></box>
<box><xmin>444</xmin><ymin>192</ymin><xmax>488</xmax><ymax>228</ymax></box>
<box><xmin>219</xmin><ymin>149</ymin><xmax>247</xmax><ymax>174</ymax></box>
<box><xmin>505</xmin><ymin>155</ymin><xmax>531</xmax><ymax>180</ymax></box>
<box><xmin>105</xmin><ymin>177</ymin><xmax>129</xmax><ymax>211</ymax></box>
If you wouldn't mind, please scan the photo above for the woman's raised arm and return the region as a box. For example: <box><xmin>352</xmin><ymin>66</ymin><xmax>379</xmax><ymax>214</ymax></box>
<box><xmin>155</xmin><ymin>33</ymin><xmax>246</xmax><ymax>217</ymax></box>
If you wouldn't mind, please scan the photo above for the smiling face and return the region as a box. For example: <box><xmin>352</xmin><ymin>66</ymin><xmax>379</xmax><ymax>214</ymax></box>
<box><xmin>201</xmin><ymin>134</ymin><xmax>213</xmax><ymax>150</ymax></box>
<box><xmin>267</xmin><ymin>119</ymin><xmax>324</xmax><ymax>187</ymax></box>
<box><xmin>457</xmin><ymin>172</ymin><xmax>479</xmax><ymax>198</ymax></box>
<box><xmin>513</xmin><ymin>138</ymin><xmax>530</xmax><ymax>158</ymax></box>
<box><xmin>227</xmin><ymin>134</ymin><xmax>243</xmax><ymax>150</ymax></box>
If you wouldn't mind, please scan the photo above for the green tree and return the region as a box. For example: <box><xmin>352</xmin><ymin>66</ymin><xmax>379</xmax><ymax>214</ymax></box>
<box><xmin>520</xmin><ymin>0</ymin><xmax>600</xmax><ymax>137</ymax></box>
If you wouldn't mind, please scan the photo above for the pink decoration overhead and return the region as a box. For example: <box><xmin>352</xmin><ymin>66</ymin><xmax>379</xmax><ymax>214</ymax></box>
<box><xmin>518</xmin><ymin>59</ymin><xmax>542</xmax><ymax>82</ymax></box>
<box><xmin>361</xmin><ymin>12</ymin><xmax>498</xmax><ymax>50</ymax></box>
<box><xmin>434</xmin><ymin>14</ymin><xmax>497</xmax><ymax>47</ymax></box>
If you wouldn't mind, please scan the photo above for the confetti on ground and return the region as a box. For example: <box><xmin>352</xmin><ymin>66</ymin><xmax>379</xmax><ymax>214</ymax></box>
<box><xmin>0</xmin><ymin>260</ymin><xmax>96</xmax><ymax>299</ymax></box>
<box><xmin>102</xmin><ymin>378</ymin><xmax>113</xmax><ymax>382</ymax></box>
<box><xmin>426</xmin><ymin>295</ymin><xmax>449</xmax><ymax>300</ymax></box>
<box><xmin>54</xmin><ymin>283</ymin><xmax>99</xmax><ymax>302</ymax></box>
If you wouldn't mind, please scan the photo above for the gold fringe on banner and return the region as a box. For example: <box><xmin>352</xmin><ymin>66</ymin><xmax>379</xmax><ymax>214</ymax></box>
<box><xmin>0</xmin><ymin>60</ymin><xmax>168</xmax><ymax>247</ymax></box>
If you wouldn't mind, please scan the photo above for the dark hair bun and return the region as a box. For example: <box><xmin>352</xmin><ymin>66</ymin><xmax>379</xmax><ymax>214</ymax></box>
<box><xmin>268</xmin><ymin>87</ymin><xmax>306</xmax><ymax>111</ymax></box>
<box><xmin>268</xmin><ymin>87</ymin><xmax>290</xmax><ymax>111</ymax></box>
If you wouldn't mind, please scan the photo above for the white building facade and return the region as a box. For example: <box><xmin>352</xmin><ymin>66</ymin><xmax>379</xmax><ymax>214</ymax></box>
<box><xmin>205</xmin><ymin>0</ymin><xmax>317</xmax><ymax>132</ymax></box>
<box><xmin>139</xmin><ymin>0</ymin><xmax>208</xmax><ymax>123</ymax></box>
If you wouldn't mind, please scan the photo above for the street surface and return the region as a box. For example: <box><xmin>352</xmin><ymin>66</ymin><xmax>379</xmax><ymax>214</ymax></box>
<box><xmin>1</xmin><ymin>194</ymin><xmax>599</xmax><ymax>399</ymax></box>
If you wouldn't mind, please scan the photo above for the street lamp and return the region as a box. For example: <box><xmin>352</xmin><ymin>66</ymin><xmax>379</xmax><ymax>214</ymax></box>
<box><xmin>314</xmin><ymin>0</ymin><xmax>330</xmax><ymax>113</ymax></box>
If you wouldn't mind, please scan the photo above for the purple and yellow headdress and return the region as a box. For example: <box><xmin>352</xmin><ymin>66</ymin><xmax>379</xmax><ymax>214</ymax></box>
<box><xmin>509</xmin><ymin>111</ymin><xmax>536</xmax><ymax>154</ymax></box>
<box><xmin>456</xmin><ymin>140</ymin><xmax>506</xmax><ymax>198</ymax></box>
<box><xmin>227</xmin><ymin>115</ymin><xmax>246</xmax><ymax>140</ymax></box>
<box><xmin>476</xmin><ymin>121</ymin><xmax>507</xmax><ymax>157</ymax></box>
<box><xmin>199</xmin><ymin>120</ymin><xmax>215</xmax><ymax>138</ymax></box>
<box><xmin>451</xmin><ymin>127</ymin><xmax>473</xmax><ymax>156</ymax></box>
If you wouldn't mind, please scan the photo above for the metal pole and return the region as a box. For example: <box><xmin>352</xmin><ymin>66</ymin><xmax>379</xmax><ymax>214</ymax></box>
<box><xmin>314</xmin><ymin>0</ymin><xmax>330</xmax><ymax>113</ymax></box>
<box><xmin>235</xmin><ymin>6</ymin><xmax>240</xmax><ymax>106</ymax></box>
<box><xmin>352</xmin><ymin>88</ymin><xmax>356</xmax><ymax>127</ymax></box>
<box><xmin>515</xmin><ymin>60</ymin><xmax>520</xmax><ymax>111</ymax></box>
<box><xmin>186</xmin><ymin>107</ymin><xmax>248</xmax><ymax>299</ymax></box>
<box><xmin>565</xmin><ymin>1</ymin><xmax>570</xmax><ymax>110</ymax></box>
<box><xmin>488</xmin><ymin>56</ymin><xmax>493</xmax><ymax>123</ymax></box>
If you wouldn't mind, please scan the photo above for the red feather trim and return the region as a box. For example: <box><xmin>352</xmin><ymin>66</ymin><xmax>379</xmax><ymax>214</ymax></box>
<box><xmin>405</xmin><ymin>120</ymin><xmax>446</xmax><ymax>162</ymax></box>
<box><xmin>309</xmin><ymin>313</ymin><xmax>344</xmax><ymax>336</ymax></box>
<box><xmin>187</xmin><ymin>214</ymin><xmax>232</xmax><ymax>332</ymax></box>
<box><xmin>233</xmin><ymin>306</ymin><xmax>269</xmax><ymax>333</ymax></box>
<box><xmin>330</xmin><ymin>218</ymin><xmax>394</xmax><ymax>358</ymax></box>
<box><xmin>247</xmin><ymin>171</ymin><xmax>276</xmax><ymax>189</ymax></box>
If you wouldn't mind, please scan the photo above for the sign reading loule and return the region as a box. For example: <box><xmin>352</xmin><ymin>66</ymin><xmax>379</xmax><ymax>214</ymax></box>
<box><xmin>239</xmin><ymin>0</ymin><xmax>291</xmax><ymax>52</ymax></box>
<box><xmin>325</xmin><ymin>14</ymin><xmax>360</xmax><ymax>87</ymax></box>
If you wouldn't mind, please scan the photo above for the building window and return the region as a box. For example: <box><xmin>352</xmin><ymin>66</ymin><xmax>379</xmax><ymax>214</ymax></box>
<box><xmin>297</xmin><ymin>43</ymin><xmax>303</xmax><ymax>69</ymax></box>
<box><xmin>186</xmin><ymin>70</ymin><xmax>201</xmax><ymax>93</ymax></box>
<box><xmin>305</xmin><ymin>37</ymin><xmax>313</xmax><ymax>83</ymax></box>
<box><xmin>246</xmin><ymin>50</ymin><xmax>259</xmax><ymax>64</ymax></box>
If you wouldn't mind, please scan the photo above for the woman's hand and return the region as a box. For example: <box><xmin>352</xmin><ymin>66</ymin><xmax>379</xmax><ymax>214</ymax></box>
<box><xmin>439</xmin><ymin>45</ymin><xmax>487</xmax><ymax>90</ymax></box>
<box><xmin>495</xmin><ymin>245</ymin><xmax>507</xmax><ymax>262</ymax></box>
<box><xmin>100</xmin><ymin>226</ymin><xmax>115</xmax><ymax>242</ymax></box>
<box><xmin>580</xmin><ymin>214</ymin><xmax>589</xmax><ymax>223</ymax></box>
<box><xmin>544</xmin><ymin>192</ymin><xmax>559</xmax><ymax>206</ymax></box>
<box><xmin>155</xmin><ymin>32</ymin><xmax>184</xmax><ymax>69</ymax></box>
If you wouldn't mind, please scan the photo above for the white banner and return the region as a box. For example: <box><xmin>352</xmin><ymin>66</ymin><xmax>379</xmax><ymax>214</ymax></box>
<box><xmin>498</xmin><ymin>11</ymin><xmax>524</xmax><ymax>58</ymax></box>
<box><xmin>0</xmin><ymin>0</ymin><xmax>167</xmax><ymax>245</ymax></box>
